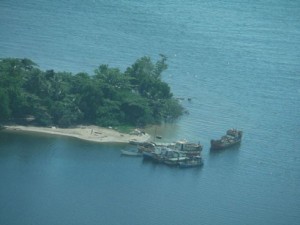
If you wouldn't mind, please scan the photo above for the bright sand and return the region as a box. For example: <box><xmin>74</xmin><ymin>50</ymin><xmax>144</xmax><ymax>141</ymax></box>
<box><xmin>4</xmin><ymin>125</ymin><xmax>150</xmax><ymax>144</ymax></box>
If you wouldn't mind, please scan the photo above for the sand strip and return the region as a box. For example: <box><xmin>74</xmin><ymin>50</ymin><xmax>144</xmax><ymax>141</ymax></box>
<box><xmin>4</xmin><ymin>125</ymin><xmax>150</xmax><ymax>144</ymax></box>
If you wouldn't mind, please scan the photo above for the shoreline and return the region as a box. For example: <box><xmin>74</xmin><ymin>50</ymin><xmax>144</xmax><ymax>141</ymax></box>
<box><xmin>3</xmin><ymin>125</ymin><xmax>151</xmax><ymax>144</ymax></box>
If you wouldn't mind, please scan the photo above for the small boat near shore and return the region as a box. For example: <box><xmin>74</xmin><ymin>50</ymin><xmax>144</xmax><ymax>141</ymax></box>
<box><xmin>121</xmin><ymin>149</ymin><xmax>143</xmax><ymax>156</ymax></box>
<box><xmin>129</xmin><ymin>140</ymin><xmax>143</xmax><ymax>145</ymax></box>
<box><xmin>210</xmin><ymin>129</ymin><xmax>243</xmax><ymax>150</ymax></box>
<box><xmin>137</xmin><ymin>142</ymin><xmax>157</xmax><ymax>152</ymax></box>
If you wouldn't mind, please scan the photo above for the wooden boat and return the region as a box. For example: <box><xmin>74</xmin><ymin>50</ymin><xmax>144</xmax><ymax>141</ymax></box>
<box><xmin>164</xmin><ymin>156</ymin><xmax>188</xmax><ymax>166</ymax></box>
<box><xmin>168</xmin><ymin>140</ymin><xmax>202</xmax><ymax>156</ymax></box>
<box><xmin>129</xmin><ymin>140</ymin><xmax>143</xmax><ymax>145</ymax></box>
<box><xmin>142</xmin><ymin>146</ymin><xmax>164</xmax><ymax>162</ymax></box>
<box><xmin>137</xmin><ymin>142</ymin><xmax>156</xmax><ymax>152</ymax></box>
<box><xmin>162</xmin><ymin>149</ymin><xmax>188</xmax><ymax>166</ymax></box>
<box><xmin>142</xmin><ymin>146</ymin><xmax>193</xmax><ymax>166</ymax></box>
<box><xmin>179</xmin><ymin>156</ymin><xmax>203</xmax><ymax>168</ymax></box>
<box><xmin>121</xmin><ymin>149</ymin><xmax>142</xmax><ymax>156</ymax></box>
<box><xmin>142</xmin><ymin>151</ymin><xmax>164</xmax><ymax>162</ymax></box>
<box><xmin>210</xmin><ymin>129</ymin><xmax>243</xmax><ymax>150</ymax></box>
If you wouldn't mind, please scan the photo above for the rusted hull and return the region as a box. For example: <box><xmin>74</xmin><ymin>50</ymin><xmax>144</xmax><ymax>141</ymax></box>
<box><xmin>210</xmin><ymin>139</ymin><xmax>241</xmax><ymax>150</ymax></box>
<box><xmin>210</xmin><ymin>129</ymin><xmax>243</xmax><ymax>150</ymax></box>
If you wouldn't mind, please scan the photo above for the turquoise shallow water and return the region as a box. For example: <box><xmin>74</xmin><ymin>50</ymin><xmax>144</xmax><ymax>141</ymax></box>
<box><xmin>1</xmin><ymin>0</ymin><xmax>300</xmax><ymax>224</ymax></box>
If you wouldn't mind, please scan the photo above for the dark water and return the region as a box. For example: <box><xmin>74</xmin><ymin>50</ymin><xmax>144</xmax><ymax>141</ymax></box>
<box><xmin>1</xmin><ymin>0</ymin><xmax>300</xmax><ymax>224</ymax></box>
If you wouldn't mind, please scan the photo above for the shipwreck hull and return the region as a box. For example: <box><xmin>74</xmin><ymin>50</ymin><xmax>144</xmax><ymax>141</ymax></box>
<box><xmin>210</xmin><ymin>139</ymin><xmax>241</xmax><ymax>150</ymax></box>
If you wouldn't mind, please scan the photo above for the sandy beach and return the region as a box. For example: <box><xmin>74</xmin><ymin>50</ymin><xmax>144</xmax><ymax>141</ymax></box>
<box><xmin>4</xmin><ymin>125</ymin><xmax>151</xmax><ymax>144</ymax></box>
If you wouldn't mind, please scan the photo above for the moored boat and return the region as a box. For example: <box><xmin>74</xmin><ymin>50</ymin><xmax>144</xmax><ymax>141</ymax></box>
<box><xmin>162</xmin><ymin>148</ymin><xmax>188</xmax><ymax>166</ymax></box>
<box><xmin>137</xmin><ymin>141</ymin><xmax>156</xmax><ymax>153</ymax></box>
<box><xmin>121</xmin><ymin>149</ymin><xmax>142</xmax><ymax>156</ymax></box>
<box><xmin>168</xmin><ymin>140</ymin><xmax>202</xmax><ymax>156</ymax></box>
<box><xmin>129</xmin><ymin>140</ymin><xmax>142</xmax><ymax>145</ymax></box>
<box><xmin>142</xmin><ymin>146</ymin><xmax>165</xmax><ymax>162</ymax></box>
<box><xmin>142</xmin><ymin>146</ymin><xmax>189</xmax><ymax>166</ymax></box>
<box><xmin>210</xmin><ymin>129</ymin><xmax>243</xmax><ymax>150</ymax></box>
<box><xmin>179</xmin><ymin>156</ymin><xmax>203</xmax><ymax>168</ymax></box>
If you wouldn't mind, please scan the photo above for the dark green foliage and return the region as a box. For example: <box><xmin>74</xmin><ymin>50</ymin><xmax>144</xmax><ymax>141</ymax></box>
<box><xmin>0</xmin><ymin>56</ymin><xmax>184</xmax><ymax>127</ymax></box>
<box><xmin>0</xmin><ymin>89</ymin><xmax>11</xmax><ymax>121</ymax></box>
<box><xmin>120</xmin><ymin>92</ymin><xmax>153</xmax><ymax>126</ymax></box>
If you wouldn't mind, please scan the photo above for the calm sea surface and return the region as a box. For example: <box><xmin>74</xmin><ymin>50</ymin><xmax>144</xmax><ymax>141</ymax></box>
<box><xmin>1</xmin><ymin>0</ymin><xmax>300</xmax><ymax>224</ymax></box>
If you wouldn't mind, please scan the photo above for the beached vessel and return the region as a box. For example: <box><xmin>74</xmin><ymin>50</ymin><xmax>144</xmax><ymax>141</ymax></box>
<box><xmin>210</xmin><ymin>129</ymin><xmax>243</xmax><ymax>150</ymax></box>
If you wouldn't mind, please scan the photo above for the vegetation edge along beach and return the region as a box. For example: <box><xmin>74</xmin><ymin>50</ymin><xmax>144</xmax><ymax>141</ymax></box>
<box><xmin>0</xmin><ymin>56</ymin><xmax>184</xmax><ymax>143</ymax></box>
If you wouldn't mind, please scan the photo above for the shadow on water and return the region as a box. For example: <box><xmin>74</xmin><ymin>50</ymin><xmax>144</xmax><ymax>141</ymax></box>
<box><xmin>209</xmin><ymin>143</ymin><xmax>241</xmax><ymax>156</ymax></box>
<box><xmin>142</xmin><ymin>157</ymin><xmax>162</xmax><ymax>165</ymax></box>
<box><xmin>142</xmin><ymin>157</ymin><xmax>204</xmax><ymax>171</ymax></box>
<box><xmin>120</xmin><ymin>154</ymin><xmax>142</xmax><ymax>158</ymax></box>
<box><xmin>206</xmin><ymin>144</ymin><xmax>242</xmax><ymax>170</ymax></box>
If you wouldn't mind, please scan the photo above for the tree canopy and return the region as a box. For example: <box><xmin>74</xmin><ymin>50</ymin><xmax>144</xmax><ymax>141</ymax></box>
<box><xmin>0</xmin><ymin>56</ymin><xmax>184</xmax><ymax>127</ymax></box>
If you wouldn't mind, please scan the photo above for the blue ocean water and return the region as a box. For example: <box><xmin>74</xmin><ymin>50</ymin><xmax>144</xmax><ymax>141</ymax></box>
<box><xmin>1</xmin><ymin>0</ymin><xmax>300</xmax><ymax>225</ymax></box>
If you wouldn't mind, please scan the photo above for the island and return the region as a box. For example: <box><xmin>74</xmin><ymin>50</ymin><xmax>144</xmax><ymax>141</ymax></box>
<box><xmin>0</xmin><ymin>56</ymin><xmax>184</xmax><ymax>143</ymax></box>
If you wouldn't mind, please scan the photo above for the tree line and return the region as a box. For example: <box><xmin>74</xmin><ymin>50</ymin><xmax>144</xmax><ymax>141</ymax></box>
<box><xmin>0</xmin><ymin>56</ymin><xmax>184</xmax><ymax>128</ymax></box>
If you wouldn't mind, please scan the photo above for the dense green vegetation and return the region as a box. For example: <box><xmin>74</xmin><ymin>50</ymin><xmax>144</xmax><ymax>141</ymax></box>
<box><xmin>0</xmin><ymin>56</ymin><xmax>184</xmax><ymax>128</ymax></box>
